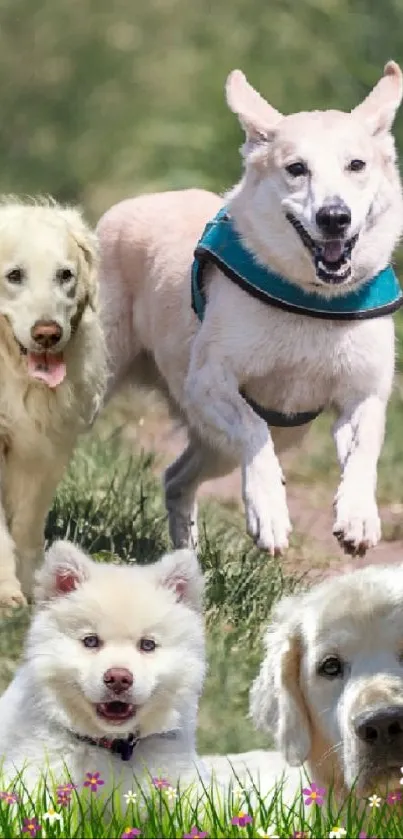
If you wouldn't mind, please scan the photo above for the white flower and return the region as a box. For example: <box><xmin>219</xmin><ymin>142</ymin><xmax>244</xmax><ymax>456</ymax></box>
<box><xmin>43</xmin><ymin>807</ymin><xmax>63</xmax><ymax>825</ymax></box>
<box><xmin>329</xmin><ymin>827</ymin><xmax>346</xmax><ymax>839</ymax></box>
<box><xmin>164</xmin><ymin>785</ymin><xmax>177</xmax><ymax>802</ymax></box>
<box><xmin>124</xmin><ymin>790</ymin><xmax>138</xmax><ymax>805</ymax></box>
<box><xmin>257</xmin><ymin>827</ymin><xmax>280</xmax><ymax>838</ymax></box>
<box><xmin>368</xmin><ymin>793</ymin><xmax>382</xmax><ymax>808</ymax></box>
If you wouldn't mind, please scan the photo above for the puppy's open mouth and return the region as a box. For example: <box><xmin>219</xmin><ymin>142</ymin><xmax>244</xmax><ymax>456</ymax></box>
<box><xmin>95</xmin><ymin>701</ymin><xmax>136</xmax><ymax>724</ymax></box>
<box><xmin>286</xmin><ymin>212</ymin><xmax>359</xmax><ymax>286</ymax></box>
<box><xmin>18</xmin><ymin>345</ymin><xmax>66</xmax><ymax>388</ymax></box>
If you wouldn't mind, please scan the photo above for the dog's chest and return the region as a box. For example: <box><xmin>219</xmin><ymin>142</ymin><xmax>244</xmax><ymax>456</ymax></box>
<box><xmin>240</xmin><ymin>311</ymin><xmax>394</xmax><ymax>414</ymax></box>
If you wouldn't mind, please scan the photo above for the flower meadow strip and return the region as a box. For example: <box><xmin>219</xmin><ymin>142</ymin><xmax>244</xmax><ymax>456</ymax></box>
<box><xmin>0</xmin><ymin>769</ymin><xmax>403</xmax><ymax>837</ymax></box>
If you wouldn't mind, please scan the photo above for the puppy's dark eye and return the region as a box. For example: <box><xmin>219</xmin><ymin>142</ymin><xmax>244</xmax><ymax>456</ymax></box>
<box><xmin>318</xmin><ymin>655</ymin><xmax>344</xmax><ymax>678</ymax></box>
<box><xmin>82</xmin><ymin>634</ymin><xmax>101</xmax><ymax>649</ymax></box>
<box><xmin>347</xmin><ymin>159</ymin><xmax>366</xmax><ymax>173</ymax></box>
<box><xmin>6</xmin><ymin>268</ymin><xmax>24</xmax><ymax>284</ymax></box>
<box><xmin>285</xmin><ymin>161</ymin><xmax>309</xmax><ymax>178</ymax></box>
<box><xmin>139</xmin><ymin>638</ymin><xmax>156</xmax><ymax>653</ymax></box>
<box><xmin>57</xmin><ymin>268</ymin><xmax>74</xmax><ymax>282</ymax></box>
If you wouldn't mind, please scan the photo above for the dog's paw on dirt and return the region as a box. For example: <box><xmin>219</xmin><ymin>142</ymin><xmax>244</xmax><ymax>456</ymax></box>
<box><xmin>0</xmin><ymin>582</ymin><xmax>27</xmax><ymax>612</ymax></box>
<box><xmin>244</xmin><ymin>471</ymin><xmax>292</xmax><ymax>556</ymax></box>
<box><xmin>333</xmin><ymin>491</ymin><xmax>381</xmax><ymax>557</ymax></box>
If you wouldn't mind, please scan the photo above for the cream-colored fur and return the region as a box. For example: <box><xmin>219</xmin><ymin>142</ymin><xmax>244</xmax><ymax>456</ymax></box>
<box><xmin>0</xmin><ymin>541</ymin><xmax>207</xmax><ymax>796</ymax></box>
<box><xmin>0</xmin><ymin>199</ymin><xmax>106</xmax><ymax>607</ymax></box>
<box><xmin>250</xmin><ymin>564</ymin><xmax>403</xmax><ymax>798</ymax></box>
<box><xmin>96</xmin><ymin>61</ymin><xmax>403</xmax><ymax>557</ymax></box>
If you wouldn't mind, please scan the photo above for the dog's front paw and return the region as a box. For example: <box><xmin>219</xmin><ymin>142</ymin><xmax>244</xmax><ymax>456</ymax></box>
<box><xmin>244</xmin><ymin>467</ymin><xmax>292</xmax><ymax>556</ymax></box>
<box><xmin>333</xmin><ymin>490</ymin><xmax>381</xmax><ymax>556</ymax></box>
<box><xmin>0</xmin><ymin>580</ymin><xmax>27</xmax><ymax>611</ymax></box>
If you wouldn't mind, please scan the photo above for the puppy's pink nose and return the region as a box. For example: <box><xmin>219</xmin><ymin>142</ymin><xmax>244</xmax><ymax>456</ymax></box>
<box><xmin>31</xmin><ymin>320</ymin><xmax>62</xmax><ymax>348</ymax></box>
<box><xmin>103</xmin><ymin>667</ymin><xmax>133</xmax><ymax>694</ymax></box>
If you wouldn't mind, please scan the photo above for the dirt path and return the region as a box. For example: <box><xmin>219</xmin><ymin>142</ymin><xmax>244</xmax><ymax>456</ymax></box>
<box><xmin>114</xmin><ymin>393</ymin><xmax>403</xmax><ymax>582</ymax></box>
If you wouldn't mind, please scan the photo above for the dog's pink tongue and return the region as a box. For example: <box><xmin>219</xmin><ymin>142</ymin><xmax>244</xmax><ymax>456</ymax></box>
<box><xmin>27</xmin><ymin>352</ymin><xmax>66</xmax><ymax>388</ymax></box>
<box><xmin>323</xmin><ymin>241</ymin><xmax>344</xmax><ymax>263</ymax></box>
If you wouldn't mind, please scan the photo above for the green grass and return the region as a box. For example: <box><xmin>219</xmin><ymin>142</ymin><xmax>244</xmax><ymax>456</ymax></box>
<box><xmin>0</xmin><ymin>767</ymin><xmax>402</xmax><ymax>838</ymax></box>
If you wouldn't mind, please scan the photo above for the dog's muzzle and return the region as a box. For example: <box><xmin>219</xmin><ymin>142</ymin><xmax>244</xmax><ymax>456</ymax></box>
<box><xmin>286</xmin><ymin>210</ymin><xmax>359</xmax><ymax>286</ymax></box>
<box><xmin>351</xmin><ymin>704</ymin><xmax>403</xmax><ymax>791</ymax></box>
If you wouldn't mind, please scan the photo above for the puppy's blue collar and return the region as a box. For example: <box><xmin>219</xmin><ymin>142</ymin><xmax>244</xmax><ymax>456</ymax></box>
<box><xmin>190</xmin><ymin>207</ymin><xmax>402</xmax><ymax>428</ymax></box>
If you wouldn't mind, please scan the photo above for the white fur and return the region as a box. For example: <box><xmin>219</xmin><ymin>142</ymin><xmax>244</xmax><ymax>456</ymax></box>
<box><xmin>250</xmin><ymin>564</ymin><xmax>403</xmax><ymax>798</ymax></box>
<box><xmin>96</xmin><ymin>61</ymin><xmax>403</xmax><ymax>558</ymax></box>
<box><xmin>0</xmin><ymin>541</ymin><xmax>207</xmax><ymax>796</ymax></box>
<box><xmin>0</xmin><ymin>199</ymin><xmax>107</xmax><ymax>606</ymax></box>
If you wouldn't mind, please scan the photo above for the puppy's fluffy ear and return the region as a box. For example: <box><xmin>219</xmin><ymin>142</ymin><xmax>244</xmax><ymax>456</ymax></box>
<box><xmin>154</xmin><ymin>549</ymin><xmax>204</xmax><ymax>612</ymax></box>
<box><xmin>249</xmin><ymin>595</ymin><xmax>311</xmax><ymax>766</ymax></box>
<box><xmin>353</xmin><ymin>61</ymin><xmax>403</xmax><ymax>135</ymax></box>
<box><xmin>226</xmin><ymin>69</ymin><xmax>282</xmax><ymax>154</ymax></box>
<box><xmin>60</xmin><ymin>207</ymin><xmax>99</xmax><ymax>311</ymax></box>
<box><xmin>35</xmin><ymin>540</ymin><xmax>92</xmax><ymax>603</ymax></box>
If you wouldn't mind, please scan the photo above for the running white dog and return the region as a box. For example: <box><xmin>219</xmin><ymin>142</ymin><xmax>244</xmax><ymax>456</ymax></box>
<box><xmin>0</xmin><ymin>199</ymin><xmax>106</xmax><ymax>608</ymax></box>
<box><xmin>97</xmin><ymin>61</ymin><xmax>403</xmax><ymax>558</ymax></box>
<box><xmin>250</xmin><ymin>563</ymin><xmax>403</xmax><ymax>799</ymax></box>
<box><xmin>0</xmin><ymin>541</ymin><xmax>207</xmax><ymax>795</ymax></box>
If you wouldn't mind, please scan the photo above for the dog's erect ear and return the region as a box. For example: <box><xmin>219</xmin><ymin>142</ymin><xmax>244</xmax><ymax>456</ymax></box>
<box><xmin>154</xmin><ymin>549</ymin><xmax>204</xmax><ymax>612</ymax></box>
<box><xmin>353</xmin><ymin>61</ymin><xmax>403</xmax><ymax>135</ymax></box>
<box><xmin>35</xmin><ymin>540</ymin><xmax>92</xmax><ymax>602</ymax></box>
<box><xmin>249</xmin><ymin>595</ymin><xmax>311</xmax><ymax>766</ymax></box>
<box><xmin>226</xmin><ymin>69</ymin><xmax>283</xmax><ymax>150</ymax></box>
<box><xmin>60</xmin><ymin>207</ymin><xmax>99</xmax><ymax>311</ymax></box>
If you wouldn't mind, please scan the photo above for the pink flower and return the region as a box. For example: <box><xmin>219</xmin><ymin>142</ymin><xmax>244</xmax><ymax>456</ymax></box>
<box><xmin>22</xmin><ymin>818</ymin><xmax>41</xmax><ymax>837</ymax></box>
<box><xmin>302</xmin><ymin>782</ymin><xmax>326</xmax><ymax>806</ymax></box>
<box><xmin>121</xmin><ymin>829</ymin><xmax>141</xmax><ymax>839</ymax></box>
<box><xmin>231</xmin><ymin>811</ymin><xmax>253</xmax><ymax>827</ymax></box>
<box><xmin>56</xmin><ymin>791</ymin><xmax>72</xmax><ymax>807</ymax></box>
<box><xmin>386</xmin><ymin>789</ymin><xmax>401</xmax><ymax>805</ymax></box>
<box><xmin>292</xmin><ymin>833</ymin><xmax>306</xmax><ymax>838</ymax></box>
<box><xmin>152</xmin><ymin>776</ymin><xmax>171</xmax><ymax>790</ymax></box>
<box><xmin>83</xmin><ymin>771</ymin><xmax>105</xmax><ymax>792</ymax></box>
<box><xmin>183</xmin><ymin>829</ymin><xmax>208</xmax><ymax>839</ymax></box>
<box><xmin>0</xmin><ymin>790</ymin><xmax>19</xmax><ymax>804</ymax></box>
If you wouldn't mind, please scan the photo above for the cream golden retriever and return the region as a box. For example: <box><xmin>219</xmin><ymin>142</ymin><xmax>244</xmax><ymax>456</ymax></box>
<box><xmin>96</xmin><ymin>61</ymin><xmax>403</xmax><ymax>559</ymax></box>
<box><xmin>0</xmin><ymin>199</ymin><xmax>106</xmax><ymax>609</ymax></box>
<box><xmin>250</xmin><ymin>563</ymin><xmax>403</xmax><ymax>799</ymax></box>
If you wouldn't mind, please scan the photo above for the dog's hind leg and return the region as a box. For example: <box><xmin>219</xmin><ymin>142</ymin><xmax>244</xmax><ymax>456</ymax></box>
<box><xmin>164</xmin><ymin>437</ymin><xmax>235</xmax><ymax>549</ymax></box>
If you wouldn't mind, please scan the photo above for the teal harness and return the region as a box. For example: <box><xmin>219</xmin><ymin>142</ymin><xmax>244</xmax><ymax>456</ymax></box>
<box><xmin>191</xmin><ymin>207</ymin><xmax>403</xmax><ymax>428</ymax></box>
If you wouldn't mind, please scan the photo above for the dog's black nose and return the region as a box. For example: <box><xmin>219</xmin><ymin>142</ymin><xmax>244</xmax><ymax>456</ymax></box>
<box><xmin>103</xmin><ymin>667</ymin><xmax>133</xmax><ymax>695</ymax></box>
<box><xmin>354</xmin><ymin>706</ymin><xmax>403</xmax><ymax>744</ymax></box>
<box><xmin>31</xmin><ymin>320</ymin><xmax>62</xmax><ymax>348</ymax></box>
<box><xmin>316</xmin><ymin>201</ymin><xmax>351</xmax><ymax>236</ymax></box>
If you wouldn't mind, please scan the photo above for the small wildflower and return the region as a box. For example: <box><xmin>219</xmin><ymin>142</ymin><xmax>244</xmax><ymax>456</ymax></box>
<box><xmin>183</xmin><ymin>829</ymin><xmax>208</xmax><ymax>839</ymax></box>
<box><xmin>386</xmin><ymin>789</ymin><xmax>401</xmax><ymax>805</ymax></box>
<box><xmin>329</xmin><ymin>828</ymin><xmax>347</xmax><ymax>839</ymax></box>
<box><xmin>164</xmin><ymin>785</ymin><xmax>177</xmax><ymax>803</ymax></box>
<box><xmin>121</xmin><ymin>829</ymin><xmax>141</xmax><ymax>839</ymax></box>
<box><xmin>56</xmin><ymin>782</ymin><xmax>76</xmax><ymax>795</ymax></box>
<box><xmin>124</xmin><ymin>790</ymin><xmax>138</xmax><ymax>805</ymax></box>
<box><xmin>302</xmin><ymin>782</ymin><xmax>326</xmax><ymax>806</ymax></box>
<box><xmin>43</xmin><ymin>808</ymin><xmax>62</xmax><ymax>825</ymax></box>
<box><xmin>368</xmin><ymin>793</ymin><xmax>382</xmax><ymax>808</ymax></box>
<box><xmin>152</xmin><ymin>776</ymin><xmax>170</xmax><ymax>790</ymax></box>
<box><xmin>292</xmin><ymin>833</ymin><xmax>306</xmax><ymax>839</ymax></box>
<box><xmin>56</xmin><ymin>791</ymin><xmax>72</xmax><ymax>807</ymax></box>
<box><xmin>83</xmin><ymin>771</ymin><xmax>105</xmax><ymax>792</ymax></box>
<box><xmin>257</xmin><ymin>827</ymin><xmax>279</xmax><ymax>838</ymax></box>
<box><xmin>22</xmin><ymin>818</ymin><xmax>41</xmax><ymax>838</ymax></box>
<box><xmin>231</xmin><ymin>811</ymin><xmax>253</xmax><ymax>827</ymax></box>
<box><xmin>0</xmin><ymin>790</ymin><xmax>19</xmax><ymax>804</ymax></box>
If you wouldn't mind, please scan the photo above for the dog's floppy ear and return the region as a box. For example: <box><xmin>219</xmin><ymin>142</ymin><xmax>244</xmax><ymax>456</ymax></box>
<box><xmin>60</xmin><ymin>207</ymin><xmax>99</xmax><ymax>311</ymax></box>
<box><xmin>353</xmin><ymin>61</ymin><xmax>403</xmax><ymax>135</ymax></box>
<box><xmin>249</xmin><ymin>594</ymin><xmax>311</xmax><ymax>766</ymax></box>
<box><xmin>154</xmin><ymin>549</ymin><xmax>204</xmax><ymax>612</ymax></box>
<box><xmin>35</xmin><ymin>540</ymin><xmax>92</xmax><ymax>602</ymax></box>
<box><xmin>226</xmin><ymin>69</ymin><xmax>283</xmax><ymax>151</ymax></box>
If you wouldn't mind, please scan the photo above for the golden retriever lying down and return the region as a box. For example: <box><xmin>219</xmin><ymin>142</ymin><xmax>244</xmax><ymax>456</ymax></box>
<box><xmin>0</xmin><ymin>198</ymin><xmax>106</xmax><ymax>608</ymax></box>
<box><xmin>250</xmin><ymin>563</ymin><xmax>403</xmax><ymax>801</ymax></box>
